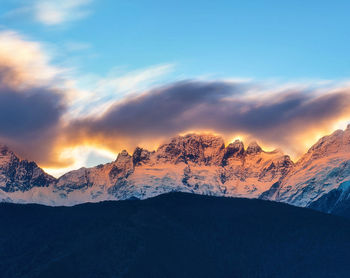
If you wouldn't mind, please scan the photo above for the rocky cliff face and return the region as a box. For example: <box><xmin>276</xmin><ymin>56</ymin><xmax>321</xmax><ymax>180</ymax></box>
<box><xmin>108</xmin><ymin>135</ymin><xmax>293</xmax><ymax>201</ymax></box>
<box><xmin>0</xmin><ymin>126</ymin><xmax>349</xmax><ymax>209</ymax></box>
<box><xmin>0</xmin><ymin>145</ymin><xmax>55</xmax><ymax>193</ymax></box>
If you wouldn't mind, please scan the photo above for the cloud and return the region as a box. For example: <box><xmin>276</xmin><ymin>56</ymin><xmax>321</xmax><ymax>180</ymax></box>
<box><xmin>5</xmin><ymin>0</ymin><xmax>93</xmax><ymax>26</ymax></box>
<box><xmin>34</xmin><ymin>0</ymin><xmax>93</xmax><ymax>25</ymax></box>
<box><xmin>0</xmin><ymin>30</ymin><xmax>176</xmax><ymax>173</ymax></box>
<box><xmin>0</xmin><ymin>31</ymin><xmax>67</xmax><ymax>166</ymax></box>
<box><xmin>0</xmin><ymin>85</ymin><xmax>66</xmax><ymax>164</ymax></box>
<box><xmin>43</xmin><ymin>145</ymin><xmax>116</xmax><ymax>178</ymax></box>
<box><xmin>0</xmin><ymin>31</ymin><xmax>350</xmax><ymax>176</ymax></box>
<box><xmin>67</xmin><ymin>64</ymin><xmax>175</xmax><ymax>118</ymax></box>
<box><xmin>0</xmin><ymin>31</ymin><xmax>62</xmax><ymax>87</ymax></box>
<box><xmin>66</xmin><ymin>81</ymin><xmax>350</xmax><ymax>158</ymax></box>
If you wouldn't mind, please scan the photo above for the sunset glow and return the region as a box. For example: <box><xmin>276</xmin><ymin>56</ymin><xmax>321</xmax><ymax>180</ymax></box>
<box><xmin>0</xmin><ymin>1</ymin><xmax>349</xmax><ymax>177</ymax></box>
<box><xmin>1</xmin><ymin>2</ymin><xmax>350</xmax><ymax>277</ymax></box>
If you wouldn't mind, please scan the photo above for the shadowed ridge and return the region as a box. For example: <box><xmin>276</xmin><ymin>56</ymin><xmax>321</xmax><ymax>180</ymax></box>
<box><xmin>0</xmin><ymin>192</ymin><xmax>350</xmax><ymax>278</ymax></box>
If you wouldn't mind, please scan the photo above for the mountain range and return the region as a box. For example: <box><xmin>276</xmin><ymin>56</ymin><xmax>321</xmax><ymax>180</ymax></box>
<box><xmin>0</xmin><ymin>125</ymin><xmax>349</xmax><ymax>217</ymax></box>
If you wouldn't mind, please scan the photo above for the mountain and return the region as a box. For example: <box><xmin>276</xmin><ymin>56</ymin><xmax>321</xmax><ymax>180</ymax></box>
<box><xmin>0</xmin><ymin>145</ymin><xmax>55</xmax><ymax>193</ymax></box>
<box><xmin>260</xmin><ymin>125</ymin><xmax>350</xmax><ymax>211</ymax></box>
<box><xmin>1</xmin><ymin>192</ymin><xmax>349</xmax><ymax>278</ymax></box>
<box><xmin>308</xmin><ymin>180</ymin><xmax>350</xmax><ymax>218</ymax></box>
<box><xmin>0</xmin><ymin>126</ymin><xmax>349</xmax><ymax>215</ymax></box>
<box><xmin>0</xmin><ymin>134</ymin><xmax>293</xmax><ymax>205</ymax></box>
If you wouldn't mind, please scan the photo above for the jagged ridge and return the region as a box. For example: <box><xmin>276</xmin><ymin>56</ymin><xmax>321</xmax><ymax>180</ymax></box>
<box><xmin>0</xmin><ymin>125</ymin><xmax>349</xmax><ymax>211</ymax></box>
<box><xmin>0</xmin><ymin>134</ymin><xmax>293</xmax><ymax>205</ymax></box>
<box><xmin>0</xmin><ymin>145</ymin><xmax>55</xmax><ymax>193</ymax></box>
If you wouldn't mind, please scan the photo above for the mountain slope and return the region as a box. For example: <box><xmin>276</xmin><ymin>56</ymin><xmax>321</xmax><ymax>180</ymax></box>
<box><xmin>0</xmin><ymin>126</ymin><xmax>349</xmax><ymax>210</ymax></box>
<box><xmin>260</xmin><ymin>125</ymin><xmax>350</xmax><ymax>208</ymax></box>
<box><xmin>0</xmin><ymin>192</ymin><xmax>349</xmax><ymax>278</ymax></box>
<box><xmin>0</xmin><ymin>134</ymin><xmax>293</xmax><ymax>205</ymax></box>
<box><xmin>308</xmin><ymin>180</ymin><xmax>350</xmax><ymax>218</ymax></box>
<box><xmin>0</xmin><ymin>145</ymin><xmax>56</xmax><ymax>193</ymax></box>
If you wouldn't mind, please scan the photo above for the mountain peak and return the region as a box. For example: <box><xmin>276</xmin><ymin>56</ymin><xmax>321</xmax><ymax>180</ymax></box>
<box><xmin>0</xmin><ymin>144</ymin><xmax>18</xmax><ymax>167</ymax></box>
<box><xmin>246</xmin><ymin>141</ymin><xmax>262</xmax><ymax>154</ymax></box>
<box><xmin>306</xmin><ymin>127</ymin><xmax>350</xmax><ymax>159</ymax></box>
<box><xmin>0</xmin><ymin>144</ymin><xmax>12</xmax><ymax>155</ymax></box>
<box><xmin>0</xmin><ymin>128</ymin><xmax>348</xmax><ymax>208</ymax></box>
<box><xmin>132</xmin><ymin>147</ymin><xmax>151</xmax><ymax>166</ymax></box>
<box><xmin>222</xmin><ymin>140</ymin><xmax>245</xmax><ymax>165</ymax></box>
<box><xmin>0</xmin><ymin>144</ymin><xmax>55</xmax><ymax>192</ymax></box>
<box><xmin>228</xmin><ymin>139</ymin><xmax>245</xmax><ymax>151</ymax></box>
<box><xmin>115</xmin><ymin>150</ymin><xmax>132</xmax><ymax>163</ymax></box>
<box><xmin>156</xmin><ymin>133</ymin><xmax>225</xmax><ymax>165</ymax></box>
<box><xmin>119</xmin><ymin>149</ymin><xmax>130</xmax><ymax>157</ymax></box>
<box><xmin>171</xmin><ymin>133</ymin><xmax>225</xmax><ymax>145</ymax></box>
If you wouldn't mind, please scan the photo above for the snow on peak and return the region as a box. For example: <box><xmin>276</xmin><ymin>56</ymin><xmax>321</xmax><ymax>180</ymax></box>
<box><xmin>263</xmin><ymin>126</ymin><xmax>350</xmax><ymax>207</ymax></box>
<box><xmin>0</xmin><ymin>143</ymin><xmax>55</xmax><ymax>193</ymax></box>
<box><xmin>1</xmin><ymin>127</ymin><xmax>349</xmax><ymax>207</ymax></box>
<box><xmin>305</xmin><ymin>127</ymin><xmax>350</xmax><ymax>160</ymax></box>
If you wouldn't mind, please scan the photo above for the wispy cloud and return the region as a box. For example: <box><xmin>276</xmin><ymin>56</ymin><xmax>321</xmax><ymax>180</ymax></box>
<box><xmin>5</xmin><ymin>0</ymin><xmax>93</xmax><ymax>26</ymax></box>
<box><xmin>34</xmin><ymin>0</ymin><xmax>93</xmax><ymax>25</ymax></box>
<box><xmin>67</xmin><ymin>64</ymin><xmax>175</xmax><ymax>117</ymax></box>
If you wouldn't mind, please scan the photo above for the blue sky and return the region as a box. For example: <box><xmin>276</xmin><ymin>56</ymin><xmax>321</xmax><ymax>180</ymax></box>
<box><xmin>1</xmin><ymin>0</ymin><xmax>350</xmax><ymax>80</ymax></box>
<box><xmin>0</xmin><ymin>0</ymin><xmax>350</xmax><ymax>176</ymax></box>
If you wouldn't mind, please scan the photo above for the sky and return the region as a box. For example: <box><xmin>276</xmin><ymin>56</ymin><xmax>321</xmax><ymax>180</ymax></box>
<box><xmin>0</xmin><ymin>0</ymin><xmax>349</xmax><ymax>177</ymax></box>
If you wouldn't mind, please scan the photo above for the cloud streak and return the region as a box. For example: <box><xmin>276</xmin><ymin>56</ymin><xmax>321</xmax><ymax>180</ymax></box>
<box><xmin>5</xmin><ymin>0</ymin><xmax>93</xmax><ymax>26</ymax></box>
<box><xmin>67</xmin><ymin>81</ymin><xmax>350</xmax><ymax>157</ymax></box>
<box><xmin>68</xmin><ymin>64</ymin><xmax>175</xmax><ymax>118</ymax></box>
<box><xmin>34</xmin><ymin>0</ymin><xmax>93</xmax><ymax>25</ymax></box>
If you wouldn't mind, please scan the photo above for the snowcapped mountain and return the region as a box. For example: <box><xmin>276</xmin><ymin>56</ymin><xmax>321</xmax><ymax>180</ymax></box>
<box><xmin>0</xmin><ymin>145</ymin><xmax>55</xmax><ymax>193</ymax></box>
<box><xmin>0</xmin><ymin>125</ymin><xmax>349</xmax><ymax>211</ymax></box>
<box><xmin>260</xmin><ymin>125</ymin><xmax>350</xmax><ymax>208</ymax></box>
<box><xmin>0</xmin><ymin>134</ymin><xmax>293</xmax><ymax>205</ymax></box>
